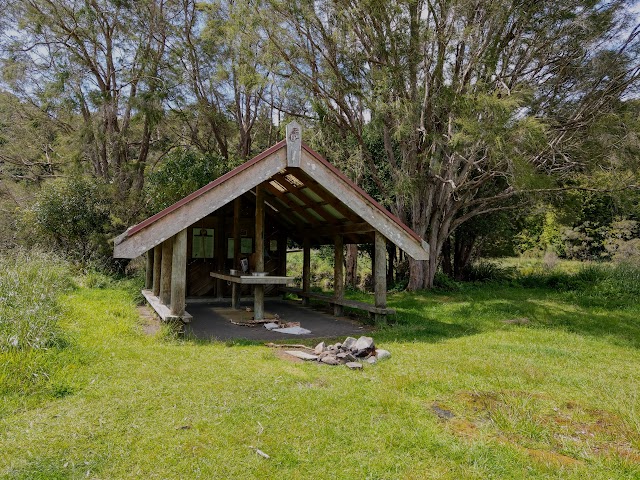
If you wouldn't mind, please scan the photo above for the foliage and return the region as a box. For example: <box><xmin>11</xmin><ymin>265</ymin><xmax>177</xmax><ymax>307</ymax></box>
<box><xmin>1</xmin><ymin>0</ymin><xmax>180</xmax><ymax>196</ymax></box>
<box><xmin>515</xmin><ymin>208</ymin><xmax>566</xmax><ymax>257</ymax></box>
<box><xmin>1</xmin><ymin>0</ymin><xmax>639</xmax><ymax>291</ymax></box>
<box><xmin>264</xmin><ymin>0</ymin><xmax>640</xmax><ymax>289</ymax></box>
<box><xmin>604</xmin><ymin>220</ymin><xmax>640</xmax><ymax>264</ymax></box>
<box><xmin>144</xmin><ymin>149</ymin><xmax>235</xmax><ymax>214</ymax></box>
<box><xmin>0</xmin><ymin>249</ymin><xmax>72</xmax><ymax>351</ymax></box>
<box><xmin>0</xmin><ymin>91</ymin><xmax>68</xmax><ymax>182</ymax></box>
<box><xmin>29</xmin><ymin>176</ymin><xmax>114</xmax><ymax>265</ymax></box>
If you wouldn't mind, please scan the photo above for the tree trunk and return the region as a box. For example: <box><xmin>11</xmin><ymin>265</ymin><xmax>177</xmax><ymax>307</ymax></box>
<box><xmin>408</xmin><ymin>258</ymin><xmax>428</xmax><ymax>290</ymax></box>
<box><xmin>454</xmin><ymin>234</ymin><xmax>476</xmax><ymax>280</ymax></box>
<box><xmin>442</xmin><ymin>238</ymin><xmax>453</xmax><ymax>277</ymax></box>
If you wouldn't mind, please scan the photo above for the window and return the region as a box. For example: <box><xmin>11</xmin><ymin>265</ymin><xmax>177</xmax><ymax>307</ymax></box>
<box><xmin>227</xmin><ymin>237</ymin><xmax>253</xmax><ymax>259</ymax></box>
<box><xmin>192</xmin><ymin>228</ymin><xmax>214</xmax><ymax>258</ymax></box>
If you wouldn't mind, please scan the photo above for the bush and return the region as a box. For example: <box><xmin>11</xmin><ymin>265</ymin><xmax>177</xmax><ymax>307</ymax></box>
<box><xmin>463</xmin><ymin>260</ymin><xmax>514</xmax><ymax>282</ymax></box>
<box><xmin>145</xmin><ymin>149</ymin><xmax>236</xmax><ymax>214</ymax></box>
<box><xmin>29</xmin><ymin>176</ymin><xmax>113</xmax><ymax>265</ymax></box>
<box><xmin>433</xmin><ymin>272</ymin><xmax>462</xmax><ymax>291</ymax></box>
<box><xmin>0</xmin><ymin>249</ymin><xmax>73</xmax><ymax>351</ymax></box>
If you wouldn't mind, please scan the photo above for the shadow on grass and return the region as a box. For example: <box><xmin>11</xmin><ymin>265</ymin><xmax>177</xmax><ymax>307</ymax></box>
<box><xmin>383</xmin><ymin>285</ymin><xmax>640</xmax><ymax>349</ymax></box>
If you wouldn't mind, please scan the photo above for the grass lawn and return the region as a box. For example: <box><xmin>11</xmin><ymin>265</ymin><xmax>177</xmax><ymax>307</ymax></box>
<box><xmin>1</xmin><ymin>277</ymin><xmax>639</xmax><ymax>478</ymax></box>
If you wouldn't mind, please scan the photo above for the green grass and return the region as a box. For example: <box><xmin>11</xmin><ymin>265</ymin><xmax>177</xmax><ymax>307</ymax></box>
<box><xmin>1</xmin><ymin>263</ymin><xmax>640</xmax><ymax>478</ymax></box>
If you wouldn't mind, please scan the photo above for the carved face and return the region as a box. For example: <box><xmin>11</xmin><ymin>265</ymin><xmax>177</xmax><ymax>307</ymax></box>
<box><xmin>288</xmin><ymin>127</ymin><xmax>300</xmax><ymax>142</ymax></box>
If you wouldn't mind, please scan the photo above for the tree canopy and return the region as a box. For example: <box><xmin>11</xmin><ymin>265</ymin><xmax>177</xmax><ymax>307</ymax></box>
<box><xmin>1</xmin><ymin>0</ymin><xmax>638</xmax><ymax>284</ymax></box>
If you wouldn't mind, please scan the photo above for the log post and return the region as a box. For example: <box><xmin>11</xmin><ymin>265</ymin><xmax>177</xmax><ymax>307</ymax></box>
<box><xmin>152</xmin><ymin>245</ymin><xmax>162</xmax><ymax>296</ymax></box>
<box><xmin>160</xmin><ymin>238</ymin><xmax>173</xmax><ymax>305</ymax></box>
<box><xmin>170</xmin><ymin>229</ymin><xmax>187</xmax><ymax>316</ymax></box>
<box><xmin>233</xmin><ymin>197</ymin><xmax>241</xmax><ymax>269</ymax></box>
<box><xmin>254</xmin><ymin>185</ymin><xmax>265</xmax><ymax>320</ymax></box>
<box><xmin>216</xmin><ymin>216</ymin><xmax>224</xmax><ymax>299</ymax></box>
<box><xmin>374</xmin><ymin>230</ymin><xmax>387</xmax><ymax>324</ymax></box>
<box><xmin>231</xmin><ymin>283</ymin><xmax>240</xmax><ymax>310</ymax></box>
<box><xmin>302</xmin><ymin>236</ymin><xmax>311</xmax><ymax>306</ymax></box>
<box><xmin>145</xmin><ymin>250</ymin><xmax>154</xmax><ymax>290</ymax></box>
<box><xmin>333</xmin><ymin>234</ymin><xmax>344</xmax><ymax>316</ymax></box>
<box><xmin>278</xmin><ymin>233</ymin><xmax>287</xmax><ymax>276</ymax></box>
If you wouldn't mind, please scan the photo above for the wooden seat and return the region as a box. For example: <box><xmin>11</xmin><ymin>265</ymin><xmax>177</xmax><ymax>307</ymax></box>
<box><xmin>280</xmin><ymin>287</ymin><xmax>395</xmax><ymax>316</ymax></box>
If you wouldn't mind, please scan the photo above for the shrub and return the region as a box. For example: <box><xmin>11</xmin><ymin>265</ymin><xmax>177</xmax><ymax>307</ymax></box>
<box><xmin>144</xmin><ymin>149</ymin><xmax>235</xmax><ymax>214</ymax></box>
<box><xmin>0</xmin><ymin>249</ymin><xmax>73</xmax><ymax>351</ymax></box>
<box><xmin>433</xmin><ymin>272</ymin><xmax>462</xmax><ymax>291</ymax></box>
<box><xmin>464</xmin><ymin>260</ymin><xmax>514</xmax><ymax>282</ymax></box>
<box><xmin>30</xmin><ymin>176</ymin><xmax>113</xmax><ymax>265</ymax></box>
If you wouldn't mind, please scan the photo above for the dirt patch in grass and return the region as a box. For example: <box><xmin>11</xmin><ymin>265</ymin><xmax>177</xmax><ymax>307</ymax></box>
<box><xmin>520</xmin><ymin>446</ymin><xmax>583</xmax><ymax>467</ymax></box>
<box><xmin>433</xmin><ymin>390</ymin><xmax>640</xmax><ymax>466</ymax></box>
<box><xmin>137</xmin><ymin>305</ymin><xmax>161</xmax><ymax>335</ymax></box>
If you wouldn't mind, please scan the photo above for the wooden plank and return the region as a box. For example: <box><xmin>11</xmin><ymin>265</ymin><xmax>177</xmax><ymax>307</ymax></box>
<box><xmin>299</xmin><ymin>151</ymin><xmax>429</xmax><ymax>260</ymax></box>
<box><xmin>170</xmin><ymin>229</ymin><xmax>187</xmax><ymax>316</ymax></box>
<box><xmin>263</xmin><ymin>183</ymin><xmax>315</xmax><ymax>226</ymax></box>
<box><xmin>288</xmin><ymin>169</ymin><xmax>361</xmax><ymax>223</ymax></box>
<box><xmin>334</xmin><ymin>234</ymin><xmax>344</xmax><ymax>316</ymax></box>
<box><xmin>374</xmin><ymin>230</ymin><xmax>387</xmax><ymax>324</ymax></box>
<box><xmin>280</xmin><ymin>287</ymin><xmax>396</xmax><ymax>315</ymax></box>
<box><xmin>152</xmin><ymin>245</ymin><xmax>162</xmax><ymax>296</ymax></box>
<box><xmin>302</xmin><ymin>236</ymin><xmax>311</xmax><ymax>307</ymax></box>
<box><xmin>142</xmin><ymin>289</ymin><xmax>192</xmax><ymax>322</ymax></box>
<box><xmin>272</xmin><ymin>173</ymin><xmax>337</xmax><ymax>224</ymax></box>
<box><xmin>145</xmin><ymin>250</ymin><xmax>154</xmax><ymax>289</ymax></box>
<box><xmin>160</xmin><ymin>238</ymin><xmax>173</xmax><ymax>305</ymax></box>
<box><xmin>323</xmin><ymin>222</ymin><xmax>375</xmax><ymax>236</ymax></box>
<box><xmin>114</xmin><ymin>148</ymin><xmax>286</xmax><ymax>259</ymax></box>
<box><xmin>210</xmin><ymin>272</ymin><xmax>293</xmax><ymax>285</ymax></box>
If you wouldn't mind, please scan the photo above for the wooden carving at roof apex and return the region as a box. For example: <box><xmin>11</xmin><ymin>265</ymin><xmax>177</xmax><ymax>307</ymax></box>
<box><xmin>286</xmin><ymin>121</ymin><xmax>302</xmax><ymax>167</ymax></box>
<box><xmin>113</xmin><ymin>121</ymin><xmax>430</xmax><ymax>261</ymax></box>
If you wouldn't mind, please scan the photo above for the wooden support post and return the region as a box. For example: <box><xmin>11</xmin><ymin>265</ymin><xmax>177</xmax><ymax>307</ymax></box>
<box><xmin>232</xmin><ymin>283</ymin><xmax>240</xmax><ymax>309</ymax></box>
<box><xmin>333</xmin><ymin>234</ymin><xmax>344</xmax><ymax>316</ymax></box>
<box><xmin>278</xmin><ymin>233</ymin><xmax>287</xmax><ymax>276</ymax></box>
<box><xmin>160</xmin><ymin>238</ymin><xmax>173</xmax><ymax>306</ymax></box>
<box><xmin>233</xmin><ymin>197</ymin><xmax>241</xmax><ymax>269</ymax></box>
<box><xmin>145</xmin><ymin>250</ymin><xmax>154</xmax><ymax>289</ymax></box>
<box><xmin>152</xmin><ymin>245</ymin><xmax>162</xmax><ymax>296</ymax></box>
<box><xmin>254</xmin><ymin>185</ymin><xmax>265</xmax><ymax>320</ymax></box>
<box><xmin>374</xmin><ymin>230</ymin><xmax>387</xmax><ymax>324</ymax></box>
<box><xmin>216</xmin><ymin>216</ymin><xmax>224</xmax><ymax>299</ymax></box>
<box><xmin>302</xmin><ymin>236</ymin><xmax>311</xmax><ymax>306</ymax></box>
<box><xmin>170</xmin><ymin>229</ymin><xmax>187</xmax><ymax>316</ymax></box>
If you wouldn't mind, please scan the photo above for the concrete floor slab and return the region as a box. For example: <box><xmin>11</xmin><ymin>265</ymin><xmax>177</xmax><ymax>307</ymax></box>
<box><xmin>184</xmin><ymin>298</ymin><xmax>370</xmax><ymax>341</ymax></box>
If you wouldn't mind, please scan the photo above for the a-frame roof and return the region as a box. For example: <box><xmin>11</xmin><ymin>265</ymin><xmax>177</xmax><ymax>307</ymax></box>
<box><xmin>113</xmin><ymin>122</ymin><xmax>429</xmax><ymax>260</ymax></box>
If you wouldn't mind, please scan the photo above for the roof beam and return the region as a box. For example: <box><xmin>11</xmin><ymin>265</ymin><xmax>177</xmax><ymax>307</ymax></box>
<box><xmin>272</xmin><ymin>173</ymin><xmax>340</xmax><ymax>224</ymax></box>
<box><xmin>114</xmin><ymin>148</ymin><xmax>287</xmax><ymax>259</ymax></box>
<box><xmin>300</xmin><ymin>149</ymin><xmax>429</xmax><ymax>260</ymax></box>
<box><xmin>322</xmin><ymin>222</ymin><xmax>375</xmax><ymax>236</ymax></box>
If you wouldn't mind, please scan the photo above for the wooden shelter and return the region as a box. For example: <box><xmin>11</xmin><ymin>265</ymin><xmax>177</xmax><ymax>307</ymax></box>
<box><xmin>113</xmin><ymin>122</ymin><xmax>429</xmax><ymax>323</ymax></box>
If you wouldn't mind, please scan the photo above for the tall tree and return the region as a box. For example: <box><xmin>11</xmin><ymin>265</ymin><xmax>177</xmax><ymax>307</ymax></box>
<box><xmin>265</xmin><ymin>0</ymin><xmax>640</xmax><ymax>288</ymax></box>
<box><xmin>171</xmin><ymin>0</ymin><xmax>277</xmax><ymax>160</ymax></box>
<box><xmin>1</xmin><ymin>0</ymin><xmax>179</xmax><ymax>205</ymax></box>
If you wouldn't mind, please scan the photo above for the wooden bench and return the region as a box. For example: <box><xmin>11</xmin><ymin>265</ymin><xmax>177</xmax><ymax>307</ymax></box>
<box><xmin>280</xmin><ymin>287</ymin><xmax>395</xmax><ymax>321</ymax></box>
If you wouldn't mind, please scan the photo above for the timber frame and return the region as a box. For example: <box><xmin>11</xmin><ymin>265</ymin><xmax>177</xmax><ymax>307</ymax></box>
<box><xmin>114</xmin><ymin>121</ymin><xmax>430</xmax><ymax>324</ymax></box>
